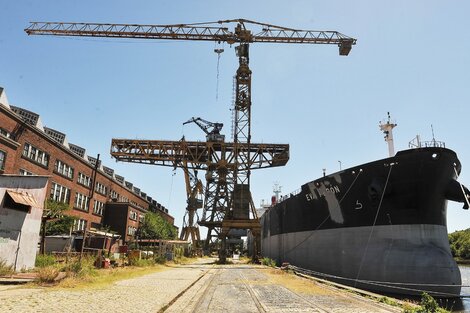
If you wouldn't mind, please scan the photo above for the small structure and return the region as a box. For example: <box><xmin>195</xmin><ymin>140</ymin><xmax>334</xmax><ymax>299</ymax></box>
<box><xmin>0</xmin><ymin>175</ymin><xmax>49</xmax><ymax>271</ymax></box>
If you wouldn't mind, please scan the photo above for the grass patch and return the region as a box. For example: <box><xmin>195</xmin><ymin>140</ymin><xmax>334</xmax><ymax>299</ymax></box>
<box><xmin>260</xmin><ymin>267</ymin><xmax>333</xmax><ymax>295</ymax></box>
<box><xmin>54</xmin><ymin>265</ymin><xmax>168</xmax><ymax>290</ymax></box>
<box><xmin>378</xmin><ymin>296</ymin><xmax>399</xmax><ymax>307</ymax></box>
<box><xmin>35</xmin><ymin>254</ymin><xmax>56</xmax><ymax>268</ymax></box>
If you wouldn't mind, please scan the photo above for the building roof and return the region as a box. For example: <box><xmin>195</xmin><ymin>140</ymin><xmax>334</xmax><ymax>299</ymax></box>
<box><xmin>0</xmin><ymin>87</ymin><xmax>10</xmax><ymax>109</ymax></box>
<box><xmin>0</xmin><ymin>99</ymin><xmax>165</xmax><ymax>215</ymax></box>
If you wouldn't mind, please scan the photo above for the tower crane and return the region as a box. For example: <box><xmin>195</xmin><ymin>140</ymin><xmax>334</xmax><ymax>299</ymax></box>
<box><xmin>26</xmin><ymin>19</ymin><xmax>356</xmax><ymax>261</ymax></box>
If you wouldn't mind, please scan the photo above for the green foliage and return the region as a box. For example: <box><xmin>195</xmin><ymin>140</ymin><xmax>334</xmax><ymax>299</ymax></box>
<box><xmin>63</xmin><ymin>256</ymin><xmax>97</xmax><ymax>277</ymax></box>
<box><xmin>0</xmin><ymin>259</ymin><xmax>14</xmax><ymax>276</ymax></box>
<box><xmin>448</xmin><ymin>228</ymin><xmax>470</xmax><ymax>259</ymax></box>
<box><xmin>43</xmin><ymin>199</ymin><xmax>70</xmax><ymax>219</ymax></box>
<box><xmin>35</xmin><ymin>254</ymin><xmax>56</xmax><ymax>268</ymax></box>
<box><xmin>128</xmin><ymin>258</ymin><xmax>155</xmax><ymax>267</ymax></box>
<box><xmin>261</xmin><ymin>257</ymin><xmax>277</xmax><ymax>267</ymax></box>
<box><xmin>45</xmin><ymin>215</ymin><xmax>76</xmax><ymax>236</ymax></box>
<box><xmin>42</xmin><ymin>199</ymin><xmax>76</xmax><ymax>236</ymax></box>
<box><xmin>138</xmin><ymin>211</ymin><xmax>177</xmax><ymax>240</ymax></box>
<box><xmin>154</xmin><ymin>255</ymin><xmax>167</xmax><ymax>264</ymax></box>
<box><xmin>403</xmin><ymin>292</ymin><xmax>450</xmax><ymax>313</ymax></box>
<box><xmin>378</xmin><ymin>296</ymin><xmax>398</xmax><ymax>307</ymax></box>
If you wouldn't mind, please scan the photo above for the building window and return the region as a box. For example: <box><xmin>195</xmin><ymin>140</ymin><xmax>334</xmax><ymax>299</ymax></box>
<box><xmin>95</xmin><ymin>182</ymin><xmax>107</xmax><ymax>196</ymax></box>
<box><xmin>22</xmin><ymin>143</ymin><xmax>49</xmax><ymax>167</ymax></box>
<box><xmin>54</xmin><ymin>160</ymin><xmax>74</xmax><ymax>179</ymax></box>
<box><xmin>78</xmin><ymin>172</ymin><xmax>92</xmax><ymax>187</ymax></box>
<box><xmin>127</xmin><ymin>226</ymin><xmax>137</xmax><ymax>236</ymax></box>
<box><xmin>93</xmin><ymin>200</ymin><xmax>104</xmax><ymax>215</ymax></box>
<box><xmin>0</xmin><ymin>150</ymin><xmax>5</xmax><ymax>171</ymax></box>
<box><xmin>50</xmin><ymin>182</ymin><xmax>71</xmax><ymax>204</ymax></box>
<box><xmin>19</xmin><ymin>168</ymin><xmax>34</xmax><ymax>176</ymax></box>
<box><xmin>129</xmin><ymin>210</ymin><xmax>138</xmax><ymax>221</ymax></box>
<box><xmin>0</xmin><ymin>128</ymin><xmax>11</xmax><ymax>138</ymax></box>
<box><xmin>110</xmin><ymin>189</ymin><xmax>119</xmax><ymax>201</ymax></box>
<box><xmin>139</xmin><ymin>215</ymin><xmax>145</xmax><ymax>223</ymax></box>
<box><xmin>74</xmin><ymin>192</ymin><xmax>90</xmax><ymax>211</ymax></box>
<box><xmin>73</xmin><ymin>219</ymin><xmax>87</xmax><ymax>231</ymax></box>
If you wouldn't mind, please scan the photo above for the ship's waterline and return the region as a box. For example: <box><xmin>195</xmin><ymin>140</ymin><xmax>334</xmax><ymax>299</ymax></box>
<box><xmin>261</xmin><ymin>224</ymin><xmax>461</xmax><ymax>296</ymax></box>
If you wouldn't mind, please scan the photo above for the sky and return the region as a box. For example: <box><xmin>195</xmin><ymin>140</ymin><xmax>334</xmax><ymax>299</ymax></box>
<box><xmin>1</xmin><ymin>1</ymin><xmax>469</xmax><ymax>233</ymax></box>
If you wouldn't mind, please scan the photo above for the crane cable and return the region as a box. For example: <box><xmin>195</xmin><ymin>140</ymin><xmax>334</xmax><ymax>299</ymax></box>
<box><xmin>214</xmin><ymin>44</ymin><xmax>224</xmax><ymax>101</ymax></box>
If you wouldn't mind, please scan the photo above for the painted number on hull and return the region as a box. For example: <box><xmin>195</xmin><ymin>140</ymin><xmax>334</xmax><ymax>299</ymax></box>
<box><xmin>355</xmin><ymin>200</ymin><xmax>363</xmax><ymax>210</ymax></box>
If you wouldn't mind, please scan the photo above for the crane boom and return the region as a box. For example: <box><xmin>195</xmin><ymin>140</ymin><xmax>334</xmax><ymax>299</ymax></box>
<box><xmin>25</xmin><ymin>19</ymin><xmax>356</xmax><ymax>55</ymax></box>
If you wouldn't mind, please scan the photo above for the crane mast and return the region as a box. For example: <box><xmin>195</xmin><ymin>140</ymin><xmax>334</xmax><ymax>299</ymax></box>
<box><xmin>179</xmin><ymin>157</ymin><xmax>203</xmax><ymax>254</ymax></box>
<box><xmin>26</xmin><ymin>19</ymin><xmax>355</xmax><ymax>261</ymax></box>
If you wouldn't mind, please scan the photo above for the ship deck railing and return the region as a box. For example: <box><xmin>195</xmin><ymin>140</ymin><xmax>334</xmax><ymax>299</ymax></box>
<box><xmin>279</xmin><ymin>188</ymin><xmax>302</xmax><ymax>202</ymax></box>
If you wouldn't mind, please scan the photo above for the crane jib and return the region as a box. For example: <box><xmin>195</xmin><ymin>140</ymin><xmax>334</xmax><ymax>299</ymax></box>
<box><xmin>25</xmin><ymin>21</ymin><xmax>357</xmax><ymax>48</ymax></box>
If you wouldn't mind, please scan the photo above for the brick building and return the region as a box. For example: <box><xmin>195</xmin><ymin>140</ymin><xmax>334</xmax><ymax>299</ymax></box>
<box><xmin>0</xmin><ymin>87</ymin><xmax>176</xmax><ymax>243</ymax></box>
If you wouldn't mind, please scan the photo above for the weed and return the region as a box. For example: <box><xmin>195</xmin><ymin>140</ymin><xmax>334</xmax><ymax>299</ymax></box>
<box><xmin>129</xmin><ymin>258</ymin><xmax>155</xmax><ymax>267</ymax></box>
<box><xmin>0</xmin><ymin>259</ymin><xmax>14</xmax><ymax>276</ymax></box>
<box><xmin>154</xmin><ymin>255</ymin><xmax>167</xmax><ymax>264</ymax></box>
<box><xmin>35</xmin><ymin>254</ymin><xmax>56</xmax><ymax>268</ymax></box>
<box><xmin>63</xmin><ymin>256</ymin><xmax>97</xmax><ymax>278</ymax></box>
<box><xmin>36</xmin><ymin>266</ymin><xmax>59</xmax><ymax>283</ymax></box>
<box><xmin>261</xmin><ymin>257</ymin><xmax>277</xmax><ymax>267</ymax></box>
<box><xmin>403</xmin><ymin>292</ymin><xmax>451</xmax><ymax>313</ymax></box>
<box><xmin>378</xmin><ymin>296</ymin><xmax>399</xmax><ymax>307</ymax></box>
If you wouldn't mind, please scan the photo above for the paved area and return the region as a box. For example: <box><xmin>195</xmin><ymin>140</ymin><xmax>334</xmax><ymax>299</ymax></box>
<box><xmin>0</xmin><ymin>259</ymin><xmax>401</xmax><ymax>313</ymax></box>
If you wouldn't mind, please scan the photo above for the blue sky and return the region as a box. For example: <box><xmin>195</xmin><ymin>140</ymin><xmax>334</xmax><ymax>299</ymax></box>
<box><xmin>1</xmin><ymin>1</ymin><xmax>469</xmax><ymax>233</ymax></box>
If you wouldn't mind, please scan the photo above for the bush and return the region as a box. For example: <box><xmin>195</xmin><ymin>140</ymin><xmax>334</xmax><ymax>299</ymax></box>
<box><xmin>154</xmin><ymin>255</ymin><xmax>166</xmax><ymax>264</ymax></box>
<box><xmin>261</xmin><ymin>257</ymin><xmax>277</xmax><ymax>267</ymax></box>
<box><xmin>0</xmin><ymin>259</ymin><xmax>14</xmax><ymax>276</ymax></box>
<box><xmin>63</xmin><ymin>256</ymin><xmax>97</xmax><ymax>278</ymax></box>
<box><xmin>35</xmin><ymin>254</ymin><xmax>56</xmax><ymax>268</ymax></box>
<box><xmin>403</xmin><ymin>292</ymin><xmax>450</xmax><ymax>313</ymax></box>
<box><xmin>36</xmin><ymin>266</ymin><xmax>59</xmax><ymax>283</ymax></box>
<box><xmin>128</xmin><ymin>258</ymin><xmax>155</xmax><ymax>267</ymax></box>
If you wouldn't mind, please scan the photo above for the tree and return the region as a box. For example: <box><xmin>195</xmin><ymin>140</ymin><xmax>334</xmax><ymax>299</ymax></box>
<box><xmin>138</xmin><ymin>212</ymin><xmax>177</xmax><ymax>240</ymax></box>
<box><xmin>40</xmin><ymin>199</ymin><xmax>74</xmax><ymax>254</ymax></box>
<box><xmin>449</xmin><ymin>228</ymin><xmax>470</xmax><ymax>259</ymax></box>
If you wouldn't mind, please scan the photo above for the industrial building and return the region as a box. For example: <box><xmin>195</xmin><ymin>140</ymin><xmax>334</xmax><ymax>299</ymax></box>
<box><xmin>0</xmin><ymin>87</ymin><xmax>176</xmax><ymax>243</ymax></box>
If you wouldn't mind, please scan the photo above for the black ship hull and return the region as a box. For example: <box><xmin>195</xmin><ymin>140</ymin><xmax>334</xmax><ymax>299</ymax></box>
<box><xmin>261</xmin><ymin>147</ymin><xmax>469</xmax><ymax>297</ymax></box>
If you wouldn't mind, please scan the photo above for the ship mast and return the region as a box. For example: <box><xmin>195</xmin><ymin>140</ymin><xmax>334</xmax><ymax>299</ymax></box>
<box><xmin>379</xmin><ymin>112</ymin><xmax>397</xmax><ymax>157</ymax></box>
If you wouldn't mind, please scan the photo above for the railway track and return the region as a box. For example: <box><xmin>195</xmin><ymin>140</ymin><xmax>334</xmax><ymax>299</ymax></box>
<box><xmin>160</xmin><ymin>262</ymin><xmax>400</xmax><ymax>313</ymax></box>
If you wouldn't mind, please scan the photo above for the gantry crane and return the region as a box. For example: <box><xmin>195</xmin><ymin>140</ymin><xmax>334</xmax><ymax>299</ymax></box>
<box><xmin>26</xmin><ymin>19</ymin><xmax>356</xmax><ymax>261</ymax></box>
<box><xmin>110</xmin><ymin>138</ymin><xmax>289</xmax><ymax>259</ymax></box>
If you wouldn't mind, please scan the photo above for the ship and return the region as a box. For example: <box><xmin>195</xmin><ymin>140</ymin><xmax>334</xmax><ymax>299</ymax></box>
<box><xmin>260</xmin><ymin>114</ymin><xmax>470</xmax><ymax>297</ymax></box>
